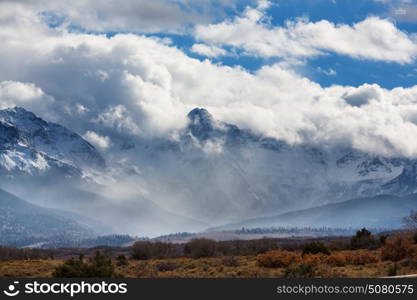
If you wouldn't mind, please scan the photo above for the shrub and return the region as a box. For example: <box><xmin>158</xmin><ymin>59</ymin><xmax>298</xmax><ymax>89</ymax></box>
<box><xmin>325</xmin><ymin>252</ymin><xmax>347</xmax><ymax>267</ymax></box>
<box><xmin>116</xmin><ymin>255</ymin><xmax>128</xmax><ymax>266</ymax></box>
<box><xmin>350</xmin><ymin>228</ymin><xmax>378</xmax><ymax>250</ymax></box>
<box><xmin>53</xmin><ymin>251</ymin><xmax>114</xmax><ymax>278</ymax></box>
<box><xmin>379</xmin><ymin>235</ymin><xmax>388</xmax><ymax>245</ymax></box>
<box><xmin>284</xmin><ymin>263</ymin><xmax>315</xmax><ymax>278</ymax></box>
<box><xmin>184</xmin><ymin>239</ymin><xmax>217</xmax><ymax>258</ymax></box>
<box><xmin>257</xmin><ymin>250</ymin><xmax>301</xmax><ymax>268</ymax></box>
<box><xmin>356</xmin><ymin>228</ymin><xmax>372</xmax><ymax>237</ymax></box>
<box><xmin>131</xmin><ymin>241</ymin><xmax>176</xmax><ymax>260</ymax></box>
<box><xmin>132</xmin><ymin>241</ymin><xmax>154</xmax><ymax>260</ymax></box>
<box><xmin>135</xmin><ymin>262</ymin><xmax>158</xmax><ymax>277</ymax></box>
<box><xmin>192</xmin><ymin>238</ymin><xmax>278</xmax><ymax>257</ymax></box>
<box><xmin>302</xmin><ymin>253</ymin><xmax>327</xmax><ymax>266</ymax></box>
<box><xmin>221</xmin><ymin>256</ymin><xmax>240</xmax><ymax>267</ymax></box>
<box><xmin>328</xmin><ymin>240</ymin><xmax>350</xmax><ymax>251</ymax></box>
<box><xmin>153</xmin><ymin>241</ymin><xmax>177</xmax><ymax>258</ymax></box>
<box><xmin>0</xmin><ymin>246</ymin><xmax>53</xmax><ymax>261</ymax></box>
<box><xmin>387</xmin><ymin>263</ymin><xmax>397</xmax><ymax>277</ymax></box>
<box><xmin>215</xmin><ymin>242</ymin><xmax>235</xmax><ymax>256</ymax></box>
<box><xmin>245</xmin><ymin>238</ymin><xmax>279</xmax><ymax>255</ymax></box>
<box><xmin>324</xmin><ymin>250</ymin><xmax>378</xmax><ymax>266</ymax></box>
<box><xmin>381</xmin><ymin>236</ymin><xmax>410</xmax><ymax>262</ymax></box>
<box><xmin>302</xmin><ymin>242</ymin><xmax>330</xmax><ymax>256</ymax></box>
<box><xmin>350</xmin><ymin>251</ymin><xmax>379</xmax><ymax>265</ymax></box>
<box><xmin>155</xmin><ymin>261</ymin><xmax>179</xmax><ymax>272</ymax></box>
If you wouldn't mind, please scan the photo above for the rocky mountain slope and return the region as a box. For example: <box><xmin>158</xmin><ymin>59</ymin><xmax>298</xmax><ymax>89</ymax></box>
<box><xmin>1</xmin><ymin>106</ymin><xmax>417</xmax><ymax>236</ymax></box>
<box><xmin>0</xmin><ymin>107</ymin><xmax>104</xmax><ymax>178</ymax></box>
<box><xmin>123</xmin><ymin>108</ymin><xmax>415</xmax><ymax>225</ymax></box>
<box><xmin>0</xmin><ymin>188</ymin><xmax>96</xmax><ymax>246</ymax></box>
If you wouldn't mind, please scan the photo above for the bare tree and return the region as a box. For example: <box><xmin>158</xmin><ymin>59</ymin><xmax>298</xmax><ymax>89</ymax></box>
<box><xmin>403</xmin><ymin>210</ymin><xmax>417</xmax><ymax>230</ymax></box>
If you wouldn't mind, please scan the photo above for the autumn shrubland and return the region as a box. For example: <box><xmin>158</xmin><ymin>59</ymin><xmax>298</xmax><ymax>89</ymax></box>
<box><xmin>1</xmin><ymin>230</ymin><xmax>417</xmax><ymax>278</ymax></box>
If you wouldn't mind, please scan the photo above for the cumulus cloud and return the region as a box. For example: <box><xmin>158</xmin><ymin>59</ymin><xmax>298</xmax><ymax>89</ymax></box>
<box><xmin>0</xmin><ymin>81</ymin><xmax>53</xmax><ymax>111</ymax></box>
<box><xmin>83</xmin><ymin>131</ymin><xmax>111</xmax><ymax>149</ymax></box>
<box><xmin>342</xmin><ymin>84</ymin><xmax>383</xmax><ymax>107</ymax></box>
<box><xmin>94</xmin><ymin>105</ymin><xmax>142</xmax><ymax>136</ymax></box>
<box><xmin>0</xmin><ymin>0</ymin><xmax>243</xmax><ymax>34</ymax></box>
<box><xmin>191</xmin><ymin>43</ymin><xmax>228</xmax><ymax>57</ymax></box>
<box><xmin>1</xmin><ymin>1</ymin><xmax>417</xmax><ymax>158</ymax></box>
<box><xmin>195</xmin><ymin>2</ymin><xmax>417</xmax><ymax>63</ymax></box>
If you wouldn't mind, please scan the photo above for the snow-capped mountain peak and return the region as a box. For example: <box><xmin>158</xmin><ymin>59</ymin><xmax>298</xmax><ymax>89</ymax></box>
<box><xmin>1</xmin><ymin>106</ymin><xmax>416</xmax><ymax>230</ymax></box>
<box><xmin>0</xmin><ymin>107</ymin><xmax>105</xmax><ymax>177</ymax></box>
<box><xmin>154</xmin><ymin>108</ymin><xmax>417</xmax><ymax>222</ymax></box>
<box><xmin>187</xmin><ymin>108</ymin><xmax>220</xmax><ymax>141</ymax></box>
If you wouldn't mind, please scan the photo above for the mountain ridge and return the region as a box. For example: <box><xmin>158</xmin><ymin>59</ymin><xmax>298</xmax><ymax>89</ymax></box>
<box><xmin>209</xmin><ymin>194</ymin><xmax>417</xmax><ymax>231</ymax></box>
<box><xmin>0</xmin><ymin>106</ymin><xmax>105</xmax><ymax>178</ymax></box>
<box><xmin>1</xmin><ymin>106</ymin><xmax>417</xmax><ymax>236</ymax></box>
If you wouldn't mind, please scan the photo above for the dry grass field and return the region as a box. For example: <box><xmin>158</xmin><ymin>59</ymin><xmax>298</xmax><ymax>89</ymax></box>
<box><xmin>1</xmin><ymin>250</ymin><xmax>416</xmax><ymax>278</ymax></box>
<box><xmin>1</xmin><ymin>231</ymin><xmax>416</xmax><ymax>278</ymax></box>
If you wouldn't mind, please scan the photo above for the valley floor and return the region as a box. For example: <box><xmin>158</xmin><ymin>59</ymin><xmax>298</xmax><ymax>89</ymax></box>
<box><xmin>1</xmin><ymin>251</ymin><xmax>417</xmax><ymax>278</ymax></box>
<box><xmin>2</xmin><ymin>231</ymin><xmax>417</xmax><ymax>278</ymax></box>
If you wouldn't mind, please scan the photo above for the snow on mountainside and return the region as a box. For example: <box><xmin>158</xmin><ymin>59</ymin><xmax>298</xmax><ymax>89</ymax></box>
<box><xmin>0</xmin><ymin>106</ymin><xmax>416</xmax><ymax>233</ymax></box>
<box><xmin>0</xmin><ymin>107</ymin><xmax>209</xmax><ymax>237</ymax></box>
<box><xmin>126</xmin><ymin>107</ymin><xmax>416</xmax><ymax>224</ymax></box>
<box><xmin>0</xmin><ymin>107</ymin><xmax>105</xmax><ymax>177</ymax></box>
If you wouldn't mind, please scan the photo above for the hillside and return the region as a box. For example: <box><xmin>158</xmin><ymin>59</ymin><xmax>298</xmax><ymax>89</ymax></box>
<box><xmin>0</xmin><ymin>188</ymin><xmax>96</xmax><ymax>246</ymax></box>
<box><xmin>212</xmin><ymin>194</ymin><xmax>417</xmax><ymax>231</ymax></box>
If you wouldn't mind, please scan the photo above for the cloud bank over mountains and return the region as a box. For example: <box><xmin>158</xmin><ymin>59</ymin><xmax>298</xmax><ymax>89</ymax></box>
<box><xmin>1</xmin><ymin>0</ymin><xmax>417</xmax><ymax>158</ymax></box>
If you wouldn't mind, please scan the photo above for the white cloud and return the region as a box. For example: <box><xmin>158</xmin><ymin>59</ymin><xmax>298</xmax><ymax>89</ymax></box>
<box><xmin>94</xmin><ymin>105</ymin><xmax>142</xmax><ymax>136</ymax></box>
<box><xmin>0</xmin><ymin>81</ymin><xmax>53</xmax><ymax>110</ymax></box>
<box><xmin>1</xmin><ymin>2</ymin><xmax>417</xmax><ymax>158</ymax></box>
<box><xmin>195</xmin><ymin>3</ymin><xmax>417</xmax><ymax>63</ymax></box>
<box><xmin>0</xmin><ymin>0</ymin><xmax>243</xmax><ymax>34</ymax></box>
<box><xmin>391</xmin><ymin>4</ymin><xmax>417</xmax><ymax>22</ymax></box>
<box><xmin>317</xmin><ymin>67</ymin><xmax>337</xmax><ymax>76</ymax></box>
<box><xmin>342</xmin><ymin>84</ymin><xmax>383</xmax><ymax>107</ymax></box>
<box><xmin>0</xmin><ymin>81</ymin><xmax>43</xmax><ymax>103</ymax></box>
<box><xmin>191</xmin><ymin>43</ymin><xmax>228</xmax><ymax>57</ymax></box>
<box><xmin>83</xmin><ymin>130</ymin><xmax>111</xmax><ymax>149</ymax></box>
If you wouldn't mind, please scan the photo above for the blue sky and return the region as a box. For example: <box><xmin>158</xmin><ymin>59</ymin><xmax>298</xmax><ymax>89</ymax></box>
<box><xmin>171</xmin><ymin>0</ymin><xmax>417</xmax><ymax>88</ymax></box>
<box><xmin>265</xmin><ymin>0</ymin><xmax>417</xmax><ymax>88</ymax></box>
<box><xmin>39</xmin><ymin>0</ymin><xmax>417</xmax><ymax>88</ymax></box>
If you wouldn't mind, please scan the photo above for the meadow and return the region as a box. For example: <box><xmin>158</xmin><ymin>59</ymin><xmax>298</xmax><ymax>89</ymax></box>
<box><xmin>1</xmin><ymin>230</ymin><xmax>416</xmax><ymax>278</ymax></box>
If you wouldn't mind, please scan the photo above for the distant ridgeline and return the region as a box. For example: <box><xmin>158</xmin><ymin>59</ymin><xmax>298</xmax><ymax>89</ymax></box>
<box><xmin>7</xmin><ymin>234</ymin><xmax>136</xmax><ymax>249</ymax></box>
<box><xmin>233</xmin><ymin>227</ymin><xmax>390</xmax><ymax>236</ymax></box>
<box><xmin>152</xmin><ymin>227</ymin><xmax>390</xmax><ymax>242</ymax></box>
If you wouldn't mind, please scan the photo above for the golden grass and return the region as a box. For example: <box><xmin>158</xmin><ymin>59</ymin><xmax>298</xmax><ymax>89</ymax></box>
<box><xmin>0</xmin><ymin>259</ymin><xmax>63</xmax><ymax>277</ymax></box>
<box><xmin>1</xmin><ymin>234</ymin><xmax>417</xmax><ymax>278</ymax></box>
<box><xmin>0</xmin><ymin>253</ymin><xmax>415</xmax><ymax>278</ymax></box>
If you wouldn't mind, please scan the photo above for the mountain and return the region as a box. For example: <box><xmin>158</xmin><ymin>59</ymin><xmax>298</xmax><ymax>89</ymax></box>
<box><xmin>210</xmin><ymin>194</ymin><xmax>417</xmax><ymax>231</ymax></box>
<box><xmin>381</xmin><ymin>161</ymin><xmax>417</xmax><ymax>195</ymax></box>
<box><xmin>0</xmin><ymin>107</ymin><xmax>210</xmax><ymax>238</ymax></box>
<box><xmin>0</xmin><ymin>107</ymin><xmax>104</xmax><ymax>178</ymax></box>
<box><xmin>0</xmin><ymin>188</ymin><xmax>96</xmax><ymax>246</ymax></box>
<box><xmin>121</xmin><ymin>107</ymin><xmax>415</xmax><ymax>225</ymax></box>
<box><xmin>2</xmin><ymin>106</ymin><xmax>417</xmax><ymax>237</ymax></box>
